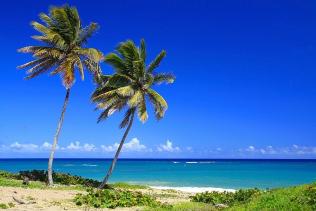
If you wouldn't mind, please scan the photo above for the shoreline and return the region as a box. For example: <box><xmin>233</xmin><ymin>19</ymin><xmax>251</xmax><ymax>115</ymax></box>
<box><xmin>150</xmin><ymin>186</ymin><xmax>236</xmax><ymax>193</ymax></box>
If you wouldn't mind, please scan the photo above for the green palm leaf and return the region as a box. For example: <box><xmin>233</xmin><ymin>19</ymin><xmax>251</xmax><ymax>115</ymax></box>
<box><xmin>93</xmin><ymin>39</ymin><xmax>174</xmax><ymax>124</ymax></box>
<box><xmin>18</xmin><ymin>5</ymin><xmax>102</xmax><ymax>88</ymax></box>
<box><xmin>146</xmin><ymin>50</ymin><xmax>166</xmax><ymax>73</ymax></box>
<box><xmin>153</xmin><ymin>73</ymin><xmax>175</xmax><ymax>84</ymax></box>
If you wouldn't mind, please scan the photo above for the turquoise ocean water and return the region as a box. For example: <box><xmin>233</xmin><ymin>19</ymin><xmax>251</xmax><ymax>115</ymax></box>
<box><xmin>0</xmin><ymin>159</ymin><xmax>316</xmax><ymax>189</ymax></box>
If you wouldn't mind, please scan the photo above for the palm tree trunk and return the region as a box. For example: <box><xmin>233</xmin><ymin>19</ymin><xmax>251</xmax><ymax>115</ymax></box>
<box><xmin>47</xmin><ymin>88</ymin><xmax>70</xmax><ymax>186</ymax></box>
<box><xmin>98</xmin><ymin>111</ymin><xmax>135</xmax><ymax>189</ymax></box>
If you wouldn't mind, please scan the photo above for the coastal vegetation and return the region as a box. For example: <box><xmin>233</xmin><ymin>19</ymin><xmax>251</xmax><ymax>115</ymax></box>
<box><xmin>74</xmin><ymin>188</ymin><xmax>166</xmax><ymax>209</ymax></box>
<box><xmin>92</xmin><ymin>39</ymin><xmax>175</xmax><ymax>188</ymax></box>
<box><xmin>17</xmin><ymin>5</ymin><xmax>103</xmax><ymax>186</ymax></box>
<box><xmin>191</xmin><ymin>188</ymin><xmax>261</xmax><ymax>206</ymax></box>
<box><xmin>0</xmin><ymin>170</ymin><xmax>316</xmax><ymax>210</ymax></box>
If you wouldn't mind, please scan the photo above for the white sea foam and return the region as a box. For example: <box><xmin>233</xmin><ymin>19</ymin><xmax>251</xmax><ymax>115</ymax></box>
<box><xmin>150</xmin><ymin>186</ymin><xmax>235</xmax><ymax>193</ymax></box>
<box><xmin>82</xmin><ymin>164</ymin><xmax>98</xmax><ymax>167</ymax></box>
<box><xmin>185</xmin><ymin>161</ymin><xmax>216</xmax><ymax>164</ymax></box>
<box><xmin>199</xmin><ymin>161</ymin><xmax>216</xmax><ymax>164</ymax></box>
<box><xmin>173</xmin><ymin>161</ymin><xmax>180</xmax><ymax>163</ymax></box>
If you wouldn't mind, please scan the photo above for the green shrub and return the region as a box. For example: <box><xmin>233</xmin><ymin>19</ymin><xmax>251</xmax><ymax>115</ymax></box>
<box><xmin>144</xmin><ymin>202</ymin><xmax>216</xmax><ymax>211</ymax></box>
<box><xmin>7</xmin><ymin>203</ymin><xmax>14</xmax><ymax>208</ymax></box>
<box><xmin>112</xmin><ymin>182</ymin><xmax>147</xmax><ymax>189</ymax></box>
<box><xmin>74</xmin><ymin>188</ymin><xmax>166</xmax><ymax>209</ymax></box>
<box><xmin>0</xmin><ymin>170</ymin><xmax>146</xmax><ymax>190</ymax></box>
<box><xmin>304</xmin><ymin>183</ymin><xmax>316</xmax><ymax>209</ymax></box>
<box><xmin>19</xmin><ymin>170</ymin><xmax>46</xmax><ymax>181</ymax></box>
<box><xmin>0</xmin><ymin>203</ymin><xmax>8</xmax><ymax>209</ymax></box>
<box><xmin>191</xmin><ymin>191</ymin><xmax>235</xmax><ymax>205</ymax></box>
<box><xmin>18</xmin><ymin>170</ymin><xmax>101</xmax><ymax>187</ymax></box>
<box><xmin>228</xmin><ymin>184</ymin><xmax>316</xmax><ymax>210</ymax></box>
<box><xmin>191</xmin><ymin>188</ymin><xmax>261</xmax><ymax>206</ymax></box>
<box><xmin>0</xmin><ymin>171</ymin><xmax>19</xmax><ymax>180</ymax></box>
<box><xmin>233</xmin><ymin>188</ymin><xmax>261</xmax><ymax>203</ymax></box>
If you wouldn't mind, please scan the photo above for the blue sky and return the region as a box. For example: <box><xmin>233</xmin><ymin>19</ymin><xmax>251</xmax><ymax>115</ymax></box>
<box><xmin>0</xmin><ymin>0</ymin><xmax>316</xmax><ymax>158</ymax></box>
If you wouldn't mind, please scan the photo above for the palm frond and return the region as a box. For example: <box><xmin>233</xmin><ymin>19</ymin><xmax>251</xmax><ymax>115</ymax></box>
<box><xmin>147</xmin><ymin>89</ymin><xmax>168</xmax><ymax>120</ymax></box>
<box><xmin>153</xmin><ymin>73</ymin><xmax>175</xmax><ymax>84</ymax></box>
<box><xmin>75</xmin><ymin>48</ymin><xmax>103</xmax><ymax>61</ymax></box>
<box><xmin>61</xmin><ymin>58</ymin><xmax>76</xmax><ymax>88</ymax></box>
<box><xmin>17</xmin><ymin>58</ymin><xmax>48</xmax><ymax>69</ymax></box>
<box><xmin>132</xmin><ymin>60</ymin><xmax>145</xmax><ymax>79</ymax></box>
<box><xmin>78</xmin><ymin>22</ymin><xmax>99</xmax><ymax>44</ymax></box>
<box><xmin>104</xmin><ymin>53</ymin><xmax>126</xmax><ymax>73</ymax></box>
<box><xmin>119</xmin><ymin>108</ymin><xmax>134</xmax><ymax>128</ymax></box>
<box><xmin>137</xmin><ymin>94</ymin><xmax>148</xmax><ymax>123</ymax></box>
<box><xmin>18</xmin><ymin>5</ymin><xmax>101</xmax><ymax>89</ymax></box>
<box><xmin>49</xmin><ymin>6</ymin><xmax>78</xmax><ymax>43</ymax></box>
<box><xmin>92</xmin><ymin>39</ymin><xmax>174</xmax><ymax>126</ymax></box>
<box><xmin>75</xmin><ymin>56</ymin><xmax>84</xmax><ymax>80</ymax></box>
<box><xmin>93</xmin><ymin>85</ymin><xmax>134</xmax><ymax>101</ymax></box>
<box><xmin>25</xmin><ymin>59</ymin><xmax>55</xmax><ymax>79</ymax></box>
<box><xmin>140</xmin><ymin>39</ymin><xmax>146</xmax><ymax>62</ymax></box>
<box><xmin>117</xmin><ymin>40</ymin><xmax>139</xmax><ymax>61</ymax></box>
<box><xmin>82</xmin><ymin>59</ymin><xmax>100</xmax><ymax>74</ymax></box>
<box><xmin>146</xmin><ymin>50</ymin><xmax>166</xmax><ymax>73</ymax></box>
<box><xmin>39</xmin><ymin>12</ymin><xmax>53</xmax><ymax>26</ymax></box>
<box><xmin>106</xmin><ymin>74</ymin><xmax>134</xmax><ymax>88</ymax></box>
<box><xmin>25</xmin><ymin>59</ymin><xmax>54</xmax><ymax>74</ymax></box>
<box><xmin>96</xmin><ymin>95</ymin><xmax>121</xmax><ymax>109</ymax></box>
<box><xmin>116</xmin><ymin>40</ymin><xmax>140</xmax><ymax>74</ymax></box>
<box><xmin>97</xmin><ymin>106</ymin><xmax>115</xmax><ymax>123</ymax></box>
<box><xmin>128</xmin><ymin>90</ymin><xmax>142</xmax><ymax>107</ymax></box>
<box><xmin>33</xmin><ymin>48</ymin><xmax>63</xmax><ymax>59</ymax></box>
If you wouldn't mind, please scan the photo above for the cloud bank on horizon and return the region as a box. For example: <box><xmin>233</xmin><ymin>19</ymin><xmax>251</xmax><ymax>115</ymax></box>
<box><xmin>1</xmin><ymin>138</ymin><xmax>316</xmax><ymax>158</ymax></box>
<box><xmin>0</xmin><ymin>138</ymin><xmax>185</xmax><ymax>157</ymax></box>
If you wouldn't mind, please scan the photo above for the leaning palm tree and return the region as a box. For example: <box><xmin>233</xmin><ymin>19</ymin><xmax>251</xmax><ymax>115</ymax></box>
<box><xmin>92</xmin><ymin>39</ymin><xmax>175</xmax><ymax>188</ymax></box>
<box><xmin>17</xmin><ymin>5</ymin><xmax>103</xmax><ymax>186</ymax></box>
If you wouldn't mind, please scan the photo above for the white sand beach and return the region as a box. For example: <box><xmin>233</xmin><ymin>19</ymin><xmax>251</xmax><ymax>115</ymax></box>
<box><xmin>150</xmin><ymin>186</ymin><xmax>236</xmax><ymax>193</ymax></box>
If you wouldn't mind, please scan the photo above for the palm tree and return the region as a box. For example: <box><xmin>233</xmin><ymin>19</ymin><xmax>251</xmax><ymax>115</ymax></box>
<box><xmin>17</xmin><ymin>5</ymin><xmax>103</xmax><ymax>186</ymax></box>
<box><xmin>92</xmin><ymin>39</ymin><xmax>175</xmax><ymax>188</ymax></box>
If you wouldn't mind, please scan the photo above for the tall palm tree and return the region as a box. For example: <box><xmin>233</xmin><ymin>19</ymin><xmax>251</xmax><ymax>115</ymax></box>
<box><xmin>92</xmin><ymin>39</ymin><xmax>175</xmax><ymax>188</ymax></box>
<box><xmin>17</xmin><ymin>5</ymin><xmax>103</xmax><ymax>186</ymax></box>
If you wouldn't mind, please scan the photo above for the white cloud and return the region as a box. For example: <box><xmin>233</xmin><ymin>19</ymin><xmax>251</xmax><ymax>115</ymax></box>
<box><xmin>41</xmin><ymin>142</ymin><xmax>52</xmax><ymax>150</ymax></box>
<box><xmin>9</xmin><ymin>142</ymin><xmax>39</xmax><ymax>151</ymax></box>
<box><xmin>83</xmin><ymin>143</ymin><xmax>96</xmax><ymax>152</ymax></box>
<box><xmin>245</xmin><ymin>145</ymin><xmax>255</xmax><ymax>152</ymax></box>
<box><xmin>65</xmin><ymin>141</ymin><xmax>96</xmax><ymax>152</ymax></box>
<box><xmin>157</xmin><ymin>140</ymin><xmax>180</xmax><ymax>152</ymax></box>
<box><xmin>0</xmin><ymin>141</ymin><xmax>60</xmax><ymax>152</ymax></box>
<box><xmin>124</xmin><ymin>138</ymin><xmax>147</xmax><ymax>151</ymax></box>
<box><xmin>239</xmin><ymin>145</ymin><xmax>316</xmax><ymax>156</ymax></box>
<box><xmin>101</xmin><ymin>138</ymin><xmax>148</xmax><ymax>152</ymax></box>
<box><xmin>40</xmin><ymin>142</ymin><xmax>60</xmax><ymax>150</ymax></box>
<box><xmin>2</xmin><ymin>140</ymin><xmax>316</xmax><ymax>158</ymax></box>
<box><xmin>101</xmin><ymin>143</ymin><xmax>119</xmax><ymax>152</ymax></box>
<box><xmin>67</xmin><ymin>141</ymin><xmax>81</xmax><ymax>150</ymax></box>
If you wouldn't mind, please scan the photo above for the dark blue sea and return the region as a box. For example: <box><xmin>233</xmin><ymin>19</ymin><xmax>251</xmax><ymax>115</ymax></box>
<box><xmin>1</xmin><ymin>159</ymin><xmax>316</xmax><ymax>189</ymax></box>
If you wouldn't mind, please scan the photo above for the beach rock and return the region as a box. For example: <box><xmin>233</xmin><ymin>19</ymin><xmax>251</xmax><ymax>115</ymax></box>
<box><xmin>215</xmin><ymin>203</ymin><xmax>229</xmax><ymax>208</ymax></box>
<box><xmin>23</xmin><ymin>177</ymin><xmax>30</xmax><ymax>185</ymax></box>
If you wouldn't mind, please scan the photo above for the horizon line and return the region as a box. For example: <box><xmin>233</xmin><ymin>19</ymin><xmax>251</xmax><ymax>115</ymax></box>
<box><xmin>1</xmin><ymin>158</ymin><xmax>316</xmax><ymax>160</ymax></box>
